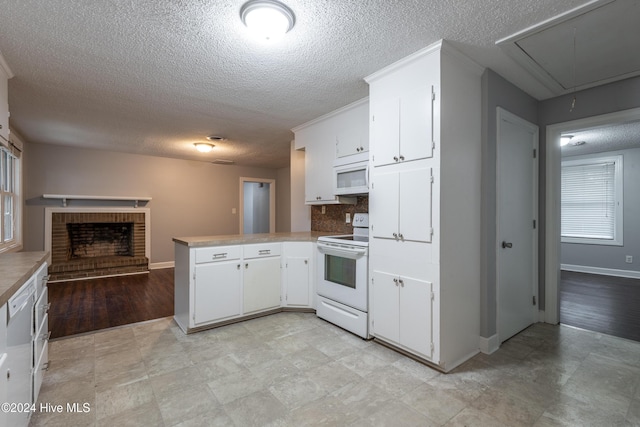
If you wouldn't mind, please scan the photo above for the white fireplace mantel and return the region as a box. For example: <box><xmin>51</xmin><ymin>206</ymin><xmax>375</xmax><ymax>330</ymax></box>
<box><xmin>42</xmin><ymin>194</ymin><xmax>152</xmax><ymax>208</ymax></box>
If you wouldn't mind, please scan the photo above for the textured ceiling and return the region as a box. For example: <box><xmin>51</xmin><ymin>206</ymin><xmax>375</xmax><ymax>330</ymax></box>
<box><xmin>561</xmin><ymin>121</ymin><xmax>640</xmax><ymax>157</ymax></box>
<box><xmin>0</xmin><ymin>0</ymin><xmax>617</xmax><ymax>168</ymax></box>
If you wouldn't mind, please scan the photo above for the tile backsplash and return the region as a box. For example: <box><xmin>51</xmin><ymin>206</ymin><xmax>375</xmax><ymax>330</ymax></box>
<box><xmin>311</xmin><ymin>196</ymin><xmax>368</xmax><ymax>234</ymax></box>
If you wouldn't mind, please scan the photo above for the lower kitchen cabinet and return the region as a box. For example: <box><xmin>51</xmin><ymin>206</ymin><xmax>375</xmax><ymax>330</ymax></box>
<box><xmin>243</xmin><ymin>256</ymin><xmax>281</xmax><ymax>314</ymax></box>
<box><xmin>283</xmin><ymin>242</ymin><xmax>313</xmax><ymax>308</ymax></box>
<box><xmin>194</xmin><ymin>261</ymin><xmax>242</xmax><ymax>325</ymax></box>
<box><xmin>372</xmin><ymin>271</ymin><xmax>433</xmax><ymax>359</ymax></box>
<box><xmin>0</xmin><ymin>303</ymin><xmax>6</xmax><ymax>427</ymax></box>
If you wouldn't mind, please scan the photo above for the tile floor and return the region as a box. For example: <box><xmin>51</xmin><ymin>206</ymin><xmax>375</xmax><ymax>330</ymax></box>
<box><xmin>31</xmin><ymin>312</ymin><xmax>640</xmax><ymax>426</ymax></box>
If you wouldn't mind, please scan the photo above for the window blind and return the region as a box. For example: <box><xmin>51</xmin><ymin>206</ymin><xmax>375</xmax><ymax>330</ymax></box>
<box><xmin>561</xmin><ymin>161</ymin><xmax>615</xmax><ymax>239</ymax></box>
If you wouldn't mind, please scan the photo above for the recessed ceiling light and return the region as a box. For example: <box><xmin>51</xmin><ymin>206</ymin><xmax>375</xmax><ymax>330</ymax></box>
<box><xmin>194</xmin><ymin>142</ymin><xmax>214</xmax><ymax>153</ymax></box>
<box><xmin>240</xmin><ymin>0</ymin><xmax>295</xmax><ymax>41</ymax></box>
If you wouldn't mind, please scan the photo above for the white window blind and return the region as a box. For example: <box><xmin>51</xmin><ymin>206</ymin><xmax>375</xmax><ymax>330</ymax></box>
<box><xmin>561</xmin><ymin>154</ymin><xmax>623</xmax><ymax>245</ymax></box>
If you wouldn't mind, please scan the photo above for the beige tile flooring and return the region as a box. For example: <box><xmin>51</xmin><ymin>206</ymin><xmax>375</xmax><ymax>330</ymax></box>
<box><xmin>31</xmin><ymin>312</ymin><xmax>640</xmax><ymax>426</ymax></box>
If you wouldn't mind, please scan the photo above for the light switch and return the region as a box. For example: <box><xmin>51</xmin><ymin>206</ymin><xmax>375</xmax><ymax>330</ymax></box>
<box><xmin>346</xmin><ymin>213</ymin><xmax>351</xmax><ymax>223</ymax></box>
<box><xmin>232</xmin><ymin>208</ymin><xmax>237</xmax><ymax>214</ymax></box>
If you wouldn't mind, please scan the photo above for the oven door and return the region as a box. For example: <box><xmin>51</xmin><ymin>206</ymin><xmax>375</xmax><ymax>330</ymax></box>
<box><xmin>316</xmin><ymin>241</ymin><xmax>368</xmax><ymax>312</ymax></box>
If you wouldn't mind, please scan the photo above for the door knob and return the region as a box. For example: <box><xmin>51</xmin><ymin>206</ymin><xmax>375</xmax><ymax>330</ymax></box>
<box><xmin>501</xmin><ymin>241</ymin><xmax>513</xmax><ymax>249</ymax></box>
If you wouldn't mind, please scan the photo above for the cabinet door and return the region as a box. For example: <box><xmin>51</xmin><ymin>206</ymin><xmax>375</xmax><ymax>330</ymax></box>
<box><xmin>304</xmin><ymin>142</ymin><xmax>335</xmax><ymax>203</ymax></box>
<box><xmin>400</xmin><ymin>86</ymin><xmax>434</xmax><ymax>162</ymax></box>
<box><xmin>371</xmin><ymin>271</ymin><xmax>400</xmax><ymax>343</ymax></box>
<box><xmin>399</xmin><ymin>167</ymin><xmax>432</xmax><ymax>243</ymax></box>
<box><xmin>244</xmin><ymin>257</ymin><xmax>281</xmax><ymax>313</ymax></box>
<box><xmin>194</xmin><ymin>261</ymin><xmax>242</xmax><ymax>325</ymax></box>
<box><xmin>285</xmin><ymin>256</ymin><xmax>310</xmax><ymax>307</ymax></box>
<box><xmin>336</xmin><ymin>126</ymin><xmax>365</xmax><ymax>158</ymax></box>
<box><xmin>370</xmin><ymin>170</ymin><xmax>399</xmax><ymax>239</ymax></box>
<box><xmin>399</xmin><ymin>276</ymin><xmax>433</xmax><ymax>358</ymax></box>
<box><xmin>371</xmin><ymin>96</ymin><xmax>400</xmax><ymax>167</ymax></box>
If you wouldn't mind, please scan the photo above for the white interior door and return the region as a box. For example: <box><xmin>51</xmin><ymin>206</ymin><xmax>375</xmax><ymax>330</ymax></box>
<box><xmin>497</xmin><ymin>108</ymin><xmax>538</xmax><ymax>343</ymax></box>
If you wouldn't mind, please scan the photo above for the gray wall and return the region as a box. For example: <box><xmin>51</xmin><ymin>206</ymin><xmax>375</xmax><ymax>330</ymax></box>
<box><xmin>23</xmin><ymin>142</ymin><xmax>284</xmax><ymax>264</ymax></box>
<box><xmin>481</xmin><ymin>69</ymin><xmax>538</xmax><ymax>338</ymax></box>
<box><xmin>561</xmin><ymin>147</ymin><xmax>640</xmax><ymax>272</ymax></box>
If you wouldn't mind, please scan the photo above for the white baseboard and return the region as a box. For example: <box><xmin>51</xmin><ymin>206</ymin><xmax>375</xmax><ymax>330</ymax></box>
<box><xmin>479</xmin><ymin>334</ymin><xmax>499</xmax><ymax>355</ymax></box>
<box><xmin>150</xmin><ymin>261</ymin><xmax>175</xmax><ymax>270</ymax></box>
<box><xmin>561</xmin><ymin>264</ymin><xmax>640</xmax><ymax>280</ymax></box>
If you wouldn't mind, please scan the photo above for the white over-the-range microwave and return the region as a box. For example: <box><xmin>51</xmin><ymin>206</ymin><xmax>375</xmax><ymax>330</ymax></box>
<box><xmin>334</xmin><ymin>160</ymin><xmax>369</xmax><ymax>195</ymax></box>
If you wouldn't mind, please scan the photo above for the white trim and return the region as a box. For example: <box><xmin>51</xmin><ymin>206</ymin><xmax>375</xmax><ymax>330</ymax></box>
<box><xmin>150</xmin><ymin>261</ymin><xmax>175</xmax><ymax>270</ymax></box>
<box><xmin>545</xmin><ymin>106</ymin><xmax>640</xmax><ymax>325</ymax></box>
<box><xmin>561</xmin><ymin>264</ymin><xmax>640</xmax><ymax>280</ymax></box>
<box><xmin>496</xmin><ymin>107</ymin><xmax>539</xmax><ymax>343</ymax></box>
<box><xmin>239</xmin><ymin>177</ymin><xmax>276</xmax><ymax>234</ymax></box>
<box><xmin>479</xmin><ymin>334</ymin><xmax>500</xmax><ymax>355</ymax></box>
<box><xmin>44</xmin><ymin>207</ymin><xmax>151</xmax><ymax>266</ymax></box>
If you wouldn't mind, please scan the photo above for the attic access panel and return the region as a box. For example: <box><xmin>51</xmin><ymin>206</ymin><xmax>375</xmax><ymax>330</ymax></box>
<box><xmin>497</xmin><ymin>0</ymin><xmax>640</xmax><ymax>95</ymax></box>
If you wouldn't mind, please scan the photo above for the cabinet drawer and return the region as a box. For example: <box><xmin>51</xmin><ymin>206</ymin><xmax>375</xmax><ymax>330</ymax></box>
<box><xmin>195</xmin><ymin>246</ymin><xmax>241</xmax><ymax>264</ymax></box>
<box><xmin>243</xmin><ymin>243</ymin><xmax>281</xmax><ymax>259</ymax></box>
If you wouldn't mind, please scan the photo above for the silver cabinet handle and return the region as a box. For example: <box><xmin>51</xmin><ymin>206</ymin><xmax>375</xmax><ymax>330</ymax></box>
<box><xmin>399</xmin><ymin>155</ymin><xmax>405</xmax><ymax>161</ymax></box>
<box><xmin>41</xmin><ymin>331</ymin><xmax>51</xmax><ymax>342</ymax></box>
<box><xmin>258</xmin><ymin>249</ymin><xmax>271</xmax><ymax>255</ymax></box>
<box><xmin>237</xmin><ymin>264</ymin><xmax>241</xmax><ymax>270</ymax></box>
<box><xmin>393</xmin><ymin>156</ymin><xmax>399</xmax><ymax>162</ymax></box>
<box><xmin>398</xmin><ymin>279</ymin><xmax>404</xmax><ymax>287</ymax></box>
<box><xmin>392</xmin><ymin>232</ymin><xmax>398</xmax><ymax>238</ymax></box>
<box><xmin>212</xmin><ymin>253</ymin><xmax>227</xmax><ymax>259</ymax></box>
<box><xmin>245</xmin><ymin>263</ymin><xmax>249</xmax><ymax>269</ymax></box>
<box><xmin>398</xmin><ymin>233</ymin><xmax>404</xmax><ymax>240</ymax></box>
<box><xmin>393</xmin><ymin>278</ymin><xmax>399</xmax><ymax>286</ymax></box>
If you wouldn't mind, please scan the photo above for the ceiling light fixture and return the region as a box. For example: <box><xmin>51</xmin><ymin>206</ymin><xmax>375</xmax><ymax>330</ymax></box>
<box><xmin>560</xmin><ymin>135</ymin><xmax>574</xmax><ymax>146</ymax></box>
<box><xmin>240</xmin><ymin>0</ymin><xmax>295</xmax><ymax>41</ymax></box>
<box><xmin>207</xmin><ymin>135</ymin><xmax>225</xmax><ymax>142</ymax></box>
<box><xmin>194</xmin><ymin>142</ymin><xmax>215</xmax><ymax>153</ymax></box>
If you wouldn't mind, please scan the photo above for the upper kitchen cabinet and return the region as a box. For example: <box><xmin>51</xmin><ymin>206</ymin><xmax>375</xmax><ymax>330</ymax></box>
<box><xmin>365</xmin><ymin>40</ymin><xmax>483</xmax><ymax>372</ymax></box>
<box><xmin>292</xmin><ymin>98</ymin><xmax>367</xmax><ymax>205</ymax></box>
<box><xmin>370</xmin><ymin>86</ymin><xmax>434</xmax><ymax>167</ymax></box>
<box><xmin>0</xmin><ymin>54</ymin><xmax>14</xmax><ymax>143</ymax></box>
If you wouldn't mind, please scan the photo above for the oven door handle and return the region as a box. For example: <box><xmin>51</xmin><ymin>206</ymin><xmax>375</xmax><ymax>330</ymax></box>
<box><xmin>317</xmin><ymin>242</ymin><xmax>367</xmax><ymax>258</ymax></box>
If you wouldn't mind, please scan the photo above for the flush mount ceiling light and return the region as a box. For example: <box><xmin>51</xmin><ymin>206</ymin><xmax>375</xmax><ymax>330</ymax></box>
<box><xmin>560</xmin><ymin>135</ymin><xmax>574</xmax><ymax>146</ymax></box>
<box><xmin>240</xmin><ymin>0</ymin><xmax>295</xmax><ymax>41</ymax></box>
<box><xmin>194</xmin><ymin>142</ymin><xmax>215</xmax><ymax>153</ymax></box>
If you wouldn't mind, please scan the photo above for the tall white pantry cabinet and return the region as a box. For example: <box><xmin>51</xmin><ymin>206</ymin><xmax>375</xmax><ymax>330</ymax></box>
<box><xmin>366</xmin><ymin>40</ymin><xmax>482</xmax><ymax>372</ymax></box>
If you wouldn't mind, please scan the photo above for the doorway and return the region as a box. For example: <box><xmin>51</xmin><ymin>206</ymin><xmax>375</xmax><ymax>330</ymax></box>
<box><xmin>496</xmin><ymin>108</ymin><xmax>539</xmax><ymax>343</ymax></box>
<box><xmin>240</xmin><ymin>177</ymin><xmax>275</xmax><ymax>234</ymax></box>
<box><xmin>545</xmin><ymin>107</ymin><xmax>640</xmax><ymax>325</ymax></box>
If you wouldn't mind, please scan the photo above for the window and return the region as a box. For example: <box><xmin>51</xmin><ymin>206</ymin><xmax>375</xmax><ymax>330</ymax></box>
<box><xmin>561</xmin><ymin>154</ymin><xmax>623</xmax><ymax>245</ymax></box>
<box><xmin>0</xmin><ymin>146</ymin><xmax>20</xmax><ymax>252</ymax></box>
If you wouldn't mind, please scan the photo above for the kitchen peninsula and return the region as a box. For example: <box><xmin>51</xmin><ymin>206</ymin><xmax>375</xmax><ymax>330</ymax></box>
<box><xmin>173</xmin><ymin>231</ymin><xmax>329</xmax><ymax>334</ymax></box>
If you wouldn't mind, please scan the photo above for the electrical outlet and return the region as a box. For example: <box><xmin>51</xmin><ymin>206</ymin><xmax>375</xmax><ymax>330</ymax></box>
<box><xmin>626</xmin><ymin>255</ymin><xmax>633</xmax><ymax>264</ymax></box>
<box><xmin>321</xmin><ymin>206</ymin><xmax>326</xmax><ymax>214</ymax></box>
<box><xmin>346</xmin><ymin>213</ymin><xmax>351</xmax><ymax>223</ymax></box>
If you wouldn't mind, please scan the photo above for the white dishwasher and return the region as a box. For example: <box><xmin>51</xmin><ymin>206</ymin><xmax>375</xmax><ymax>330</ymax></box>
<box><xmin>5</xmin><ymin>278</ymin><xmax>35</xmax><ymax>427</ymax></box>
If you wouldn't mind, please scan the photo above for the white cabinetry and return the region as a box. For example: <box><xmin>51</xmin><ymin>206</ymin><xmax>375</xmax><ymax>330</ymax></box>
<box><xmin>366</xmin><ymin>40</ymin><xmax>482</xmax><ymax>372</ymax></box>
<box><xmin>292</xmin><ymin>98</ymin><xmax>367</xmax><ymax>204</ymax></box>
<box><xmin>243</xmin><ymin>243</ymin><xmax>281</xmax><ymax>314</ymax></box>
<box><xmin>32</xmin><ymin>262</ymin><xmax>49</xmax><ymax>403</ymax></box>
<box><xmin>372</xmin><ymin>271</ymin><xmax>434</xmax><ymax>358</ymax></box>
<box><xmin>371</xmin><ymin>86</ymin><xmax>434</xmax><ymax>167</ymax></box>
<box><xmin>176</xmin><ymin>240</ymin><xmax>313</xmax><ymax>333</ymax></box>
<box><xmin>370</xmin><ymin>166</ymin><xmax>432</xmax><ymax>243</ymax></box>
<box><xmin>193</xmin><ymin>246</ymin><xmax>242</xmax><ymax>325</ymax></box>
<box><xmin>0</xmin><ymin>303</ymin><xmax>6</xmax><ymax>427</ymax></box>
<box><xmin>282</xmin><ymin>242</ymin><xmax>313</xmax><ymax>308</ymax></box>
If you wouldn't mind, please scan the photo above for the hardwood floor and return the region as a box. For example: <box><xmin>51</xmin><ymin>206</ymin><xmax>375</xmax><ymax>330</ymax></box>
<box><xmin>48</xmin><ymin>268</ymin><xmax>174</xmax><ymax>339</ymax></box>
<box><xmin>560</xmin><ymin>270</ymin><xmax>640</xmax><ymax>342</ymax></box>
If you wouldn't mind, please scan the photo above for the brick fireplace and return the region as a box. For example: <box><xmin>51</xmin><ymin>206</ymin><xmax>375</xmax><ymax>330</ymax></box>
<box><xmin>45</xmin><ymin>208</ymin><xmax>150</xmax><ymax>281</ymax></box>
